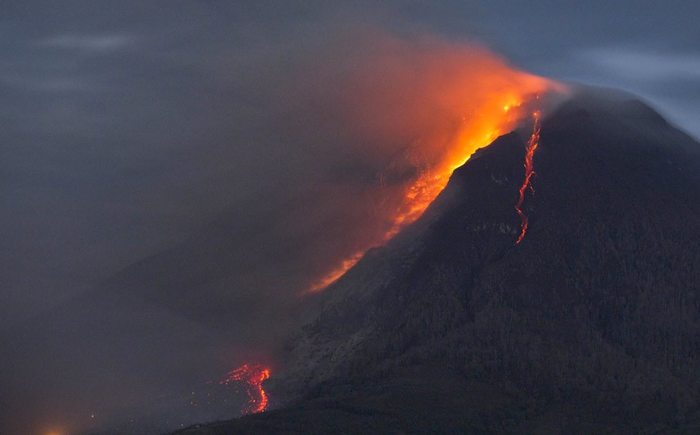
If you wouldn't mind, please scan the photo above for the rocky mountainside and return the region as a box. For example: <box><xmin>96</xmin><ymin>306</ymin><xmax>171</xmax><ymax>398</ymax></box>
<box><xmin>173</xmin><ymin>90</ymin><xmax>700</xmax><ymax>434</ymax></box>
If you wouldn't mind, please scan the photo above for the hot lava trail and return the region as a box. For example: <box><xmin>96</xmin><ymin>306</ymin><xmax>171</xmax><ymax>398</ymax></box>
<box><xmin>220</xmin><ymin>364</ymin><xmax>271</xmax><ymax>414</ymax></box>
<box><xmin>514</xmin><ymin>112</ymin><xmax>541</xmax><ymax>244</ymax></box>
<box><xmin>302</xmin><ymin>44</ymin><xmax>565</xmax><ymax>293</ymax></box>
<box><xmin>305</xmin><ymin>99</ymin><xmax>549</xmax><ymax>293</ymax></box>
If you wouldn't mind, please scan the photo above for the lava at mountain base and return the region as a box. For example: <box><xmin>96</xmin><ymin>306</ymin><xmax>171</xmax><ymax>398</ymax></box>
<box><xmin>514</xmin><ymin>112</ymin><xmax>541</xmax><ymax>244</ymax></box>
<box><xmin>220</xmin><ymin>364</ymin><xmax>271</xmax><ymax>414</ymax></box>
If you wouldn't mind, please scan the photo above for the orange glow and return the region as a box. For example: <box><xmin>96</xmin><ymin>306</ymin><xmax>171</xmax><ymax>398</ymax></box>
<box><xmin>514</xmin><ymin>112</ymin><xmax>541</xmax><ymax>244</ymax></box>
<box><xmin>220</xmin><ymin>364</ymin><xmax>271</xmax><ymax>414</ymax></box>
<box><xmin>306</xmin><ymin>251</ymin><xmax>364</xmax><ymax>293</ymax></box>
<box><xmin>304</xmin><ymin>43</ymin><xmax>563</xmax><ymax>293</ymax></box>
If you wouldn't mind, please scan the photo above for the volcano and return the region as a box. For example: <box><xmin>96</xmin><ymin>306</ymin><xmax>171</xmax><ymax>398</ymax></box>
<box><xmin>171</xmin><ymin>89</ymin><xmax>700</xmax><ymax>434</ymax></box>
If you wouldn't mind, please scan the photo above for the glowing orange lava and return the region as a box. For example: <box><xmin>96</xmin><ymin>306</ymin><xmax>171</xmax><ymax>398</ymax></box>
<box><xmin>306</xmin><ymin>97</ymin><xmax>557</xmax><ymax>292</ymax></box>
<box><xmin>514</xmin><ymin>112</ymin><xmax>541</xmax><ymax>244</ymax></box>
<box><xmin>220</xmin><ymin>364</ymin><xmax>271</xmax><ymax>414</ymax></box>
<box><xmin>301</xmin><ymin>42</ymin><xmax>566</xmax><ymax>293</ymax></box>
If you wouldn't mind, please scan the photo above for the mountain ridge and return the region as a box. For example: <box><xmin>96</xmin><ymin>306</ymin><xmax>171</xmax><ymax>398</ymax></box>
<box><xmin>173</xmin><ymin>90</ymin><xmax>700</xmax><ymax>434</ymax></box>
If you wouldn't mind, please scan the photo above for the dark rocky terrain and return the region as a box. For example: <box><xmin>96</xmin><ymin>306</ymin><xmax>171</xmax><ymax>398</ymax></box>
<box><xmin>171</xmin><ymin>91</ymin><xmax>700</xmax><ymax>434</ymax></box>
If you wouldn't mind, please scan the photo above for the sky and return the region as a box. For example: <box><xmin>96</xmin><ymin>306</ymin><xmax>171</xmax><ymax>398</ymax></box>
<box><xmin>0</xmin><ymin>1</ymin><xmax>698</xmax><ymax>433</ymax></box>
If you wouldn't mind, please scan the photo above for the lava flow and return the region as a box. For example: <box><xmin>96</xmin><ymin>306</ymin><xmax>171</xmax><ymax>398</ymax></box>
<box><xmin>220</xmin><ymin>364</ymin><xmax>271</xmax><ymax>414</ymax></box>
<box><xmin>514</xmin><ymin>112</ymin><xmax>541</xmax><ymax>244</ymax></box>
<box><xmin>303</xmin><ymin>43</ymin><xmax>564</xmax><ymax>293</ymax></box>
<box><xmin>306</xmin><ymin>101</ymin><xmax>551</xmax><ymax>293</ymax></box>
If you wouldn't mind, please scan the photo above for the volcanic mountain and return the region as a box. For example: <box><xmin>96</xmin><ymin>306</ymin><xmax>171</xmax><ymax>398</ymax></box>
<box><xmin>173</xmin><ymin>89</ymin><xmax>700</xmax><ymax>434</ymax></box>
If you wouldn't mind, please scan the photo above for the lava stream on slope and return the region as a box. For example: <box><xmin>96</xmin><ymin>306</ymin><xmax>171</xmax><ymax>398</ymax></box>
<box><xmin>514</xmin><ymin>112</ymin><xmax>541</xmax><ymax>244</ymax></box>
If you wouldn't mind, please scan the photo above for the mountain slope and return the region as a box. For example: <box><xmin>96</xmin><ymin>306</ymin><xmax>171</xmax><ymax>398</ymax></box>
<box><xmin>174</xmin><ymin>90</ymin><xmax>700</xmax><ymax>434</ymax></box>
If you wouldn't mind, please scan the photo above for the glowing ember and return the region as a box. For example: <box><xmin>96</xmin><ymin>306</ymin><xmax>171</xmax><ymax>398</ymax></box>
<box><xmin>514</xmin><ymin>112</ymin><xmax>541</xmax><ymax>244</ymax></box>
<box><xmin>220</xmin><ymin>364</ymin><xmax>271</xmax><ymax>414</ymax></box>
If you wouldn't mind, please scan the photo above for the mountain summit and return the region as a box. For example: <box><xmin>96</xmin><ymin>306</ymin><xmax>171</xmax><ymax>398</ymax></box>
<box><xmin>176</xmin><ymin>90</ymin><xmax>700</xmax><ymax>434</ymax></box>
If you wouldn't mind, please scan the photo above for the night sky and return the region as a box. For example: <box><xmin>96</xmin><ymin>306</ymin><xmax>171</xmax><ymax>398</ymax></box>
<box><xmin>1</xmin><ymin>1</ymin><xmax>698</xmax><ymax>433</ymax></box>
